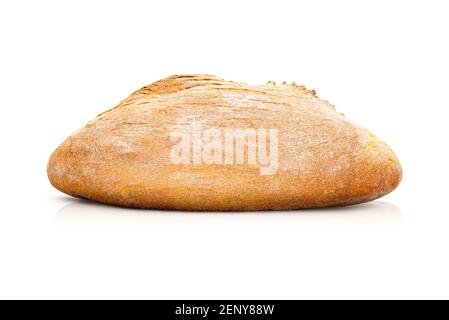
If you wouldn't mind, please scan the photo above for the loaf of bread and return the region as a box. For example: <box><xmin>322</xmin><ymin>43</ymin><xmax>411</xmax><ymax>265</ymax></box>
<box><xmin>48</xmin><ymin>74</ymin><xmax>401</xmax><ymax>210</ymax></box>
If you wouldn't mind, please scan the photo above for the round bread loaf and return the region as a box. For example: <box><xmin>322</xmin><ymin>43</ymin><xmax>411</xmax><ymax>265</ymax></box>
<box><xmin>48</xmin><ymin>75</ymin><xmax>402</xmax><ymax>210</ymax></box>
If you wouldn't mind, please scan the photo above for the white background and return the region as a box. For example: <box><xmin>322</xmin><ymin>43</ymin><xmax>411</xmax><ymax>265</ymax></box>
<box><xmin>0</xmin><ymin>0</ymin><xmax>448</xmax><ymax>299</ymax></box>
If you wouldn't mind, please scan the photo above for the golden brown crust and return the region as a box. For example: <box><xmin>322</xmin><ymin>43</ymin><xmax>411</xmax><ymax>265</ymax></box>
<box><xmin>48</xmin><ymin>74</ymin><xmax>402</xmax><ymax>210</ymax></box>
